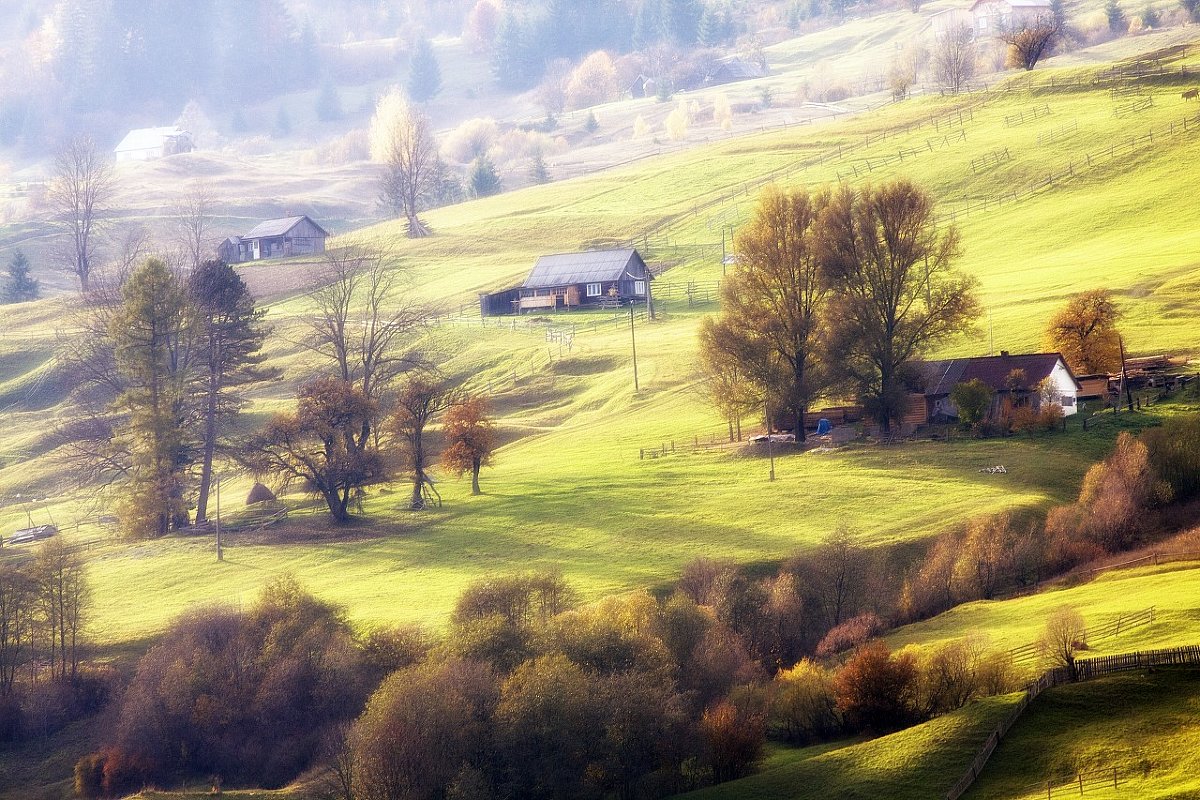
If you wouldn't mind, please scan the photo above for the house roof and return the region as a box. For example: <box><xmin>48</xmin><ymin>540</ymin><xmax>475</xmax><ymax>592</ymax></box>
<box><xmin>918</xmin><ymin>353</ymin><xmax>1080</xmax><ymax>395</ymax></box>
<box><xmin>521</xmin><ymin>249</ymin><xmax>647</xmax><ymax>289</ymax></box>
<box><xmin>242</xmin><ymin>215</ymin><xmax>329</xmax><ymax>240</ymax></box>
<box><xmin>969</xmin><ymin>0</ymin><xmax>1051</xmax><ymax>10</ymax></box>
<box><xmin>114</xmin><ymin>126</ymin><xmax>190</xmax><ymax>153</ymax></box>
<box><xmin>710</xmin><ymin>59</ymin><xmax>767</xmax><ymax>81</ymax></box>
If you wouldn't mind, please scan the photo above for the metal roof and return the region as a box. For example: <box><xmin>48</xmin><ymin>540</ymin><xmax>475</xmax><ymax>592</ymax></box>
<box><xmin>918</xmin><ymin>353</ymin><xmax>1079</xmax><ymax>395</ymax></box>
<box><xmin>242</xmin><ymin>215</ymin><xmax>328</xmax><ymax>240</ymax></box>
<box><xmin>114</xmin><ymin>126</ymin><xmax>190</xmax><ymax>153</ymax></box>
<box><xmin>521</xmin><ymin>249</ymin><xmax>645</xmax><ymax>289</ymax></box>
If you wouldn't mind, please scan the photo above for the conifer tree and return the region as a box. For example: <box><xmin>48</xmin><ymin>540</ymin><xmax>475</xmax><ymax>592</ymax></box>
<box><xmin>469</xmin><ymin>155</ymin><xmax>502</xmax><ymax>198</ymax></box>
<box><xmin>2</xmin><ymin>250</ymin><xmax>39</xmax><ymax>304</ymax></box>
<box><xmin>529</xmin><ymin>149</ymin><xmax>550</xmax><ymax>184</ymax></box>
<box><xmin>109</xmin><ymin>258</ymin><xmax>199</xmax><ymax>538</ymax></box>
<box><xmin>316</xmin><ymin>76</ymin><xmax>343</xmax><ymax>121</ymax></box>
<box><xmin>408</xmin><ymin>37</ymin><xmax>443</xmax><ymax>102</ymax></box>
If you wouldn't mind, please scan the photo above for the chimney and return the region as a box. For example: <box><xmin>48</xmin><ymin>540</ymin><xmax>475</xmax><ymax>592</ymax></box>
<box><xmin>1000</xmin><ymin>350</ymin><xmax>1010</xmax><ymax>357</ymax></box>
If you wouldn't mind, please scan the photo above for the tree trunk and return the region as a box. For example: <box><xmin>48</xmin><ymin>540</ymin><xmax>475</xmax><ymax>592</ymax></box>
<box><xmin>324</xmin><ymin>489</ymin><xmax>350</xmax><ymax>523</ymax></box>
<box><xmin>411</xmin><ymin>474</ymin><xmax>425</xmax><ymax>509</ymax></box>
<box><xmin>795</xmin><ymin>405</ymin><xmax>806</xmax><ymax>443</ymax></box>
<box><xmin>471</xmin><ymin>458</ymin><xmax>481</xmax><ymax>495</ymax></box>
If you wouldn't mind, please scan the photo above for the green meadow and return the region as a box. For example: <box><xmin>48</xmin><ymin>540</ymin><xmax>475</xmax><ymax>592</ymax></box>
<box><xmin>2</xmin><ymin>46</ymin><xmax>1200</xmax><ymax>648</ymax></box>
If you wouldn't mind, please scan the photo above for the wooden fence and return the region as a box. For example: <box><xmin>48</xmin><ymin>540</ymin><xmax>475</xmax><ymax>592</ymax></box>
<box><xmin>1006</xmin><ymin>606</ymin><xmax>1155</xmax><ymax>665</ymax></box>
<box><xmin>944</xmin><ymin>644</ymin><xmax>1200</xmax><ymax>800</ymax></box>
<box><xmin>1004</xmin><ymin>103</ymin><xmax>1052</xmax><ymax>127</ymax></box>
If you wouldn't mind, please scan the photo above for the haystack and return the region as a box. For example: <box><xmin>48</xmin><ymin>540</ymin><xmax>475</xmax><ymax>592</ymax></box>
<box><xmin>246</xmin><ymin>481</ymin><xmax>277</xmax><ymax>505</ymax></box>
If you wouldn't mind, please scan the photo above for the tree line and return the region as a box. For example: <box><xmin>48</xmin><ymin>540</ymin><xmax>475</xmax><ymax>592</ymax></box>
<box><xmin>701</xmin><ymin>178</ymin><xmax>980</xmax><ymax>439</ymax></box>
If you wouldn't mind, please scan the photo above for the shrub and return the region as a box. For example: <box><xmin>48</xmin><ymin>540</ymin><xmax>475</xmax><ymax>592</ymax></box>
<box><xmin>772</xmin><ymin>659</ymin><xmax>840</xmax><ymax>743</ymax></box>
<box><xmin>833</xmin><ymin>641</ymin><xmax>919</xmax><ymax>733</ymax></box>
<box><xmin>700</xmin><ymin>698</ymin><xmax>766</xmax><ymax>783</ymax></box>
<box><xmin>678</xmin><ymin>557</ymin><xmax>731</xmax><ymax>606</ymax></box>
<box><xmin>443</xmin><ymin>117</ymin><xmax>499</xmax><ymax>163</ymax></box>
<box><xmin>1038</xmin><ymin>403</ymin><xmax>1064</xmax><ymax>431</ymax></box>
<box><xmin>950</xmin><ymin>379</ymin><xmax>993</xmax><ymax>426</ymax></box>
<box><xmin>74</xmin><ymin>753</ymin><xmax>105</xmax><ymax>799</ymax></box>
<box><xmin>1010</xmin><ymin>405</ymin><xmax>1040</xmax><ymax>433</ymax></box>
<box><xmin>1142</xmin><ymin>414</ymin><xmax>1200</xmax><ymax>502</ymax></box>
<box><xmin>1078</xmin><ymin>431</ymin><xmax>1167</xmax><ymax>549</ymax></box>
<box><xmin>815</xmin><ymin>612</ymin><xmax>884</xmax><ymax>658</ymax></box>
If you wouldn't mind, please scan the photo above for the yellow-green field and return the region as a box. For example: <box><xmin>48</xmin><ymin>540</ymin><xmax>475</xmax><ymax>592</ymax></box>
<box><xmin>2</xmin><ymin>43</ymin><xmax>1200</xmax><ymax>649</ymax></box>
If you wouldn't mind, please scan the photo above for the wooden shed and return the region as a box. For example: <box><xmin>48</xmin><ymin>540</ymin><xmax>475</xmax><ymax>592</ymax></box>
<box><xmin>516</xmin><ymin>249</ymin><xmax>651</xmax><ymax>312</ymax></box>
<box><xmin>232</xmin><ymin>216</ymin><xmax>329</xmax><ymax>262</ymax></box>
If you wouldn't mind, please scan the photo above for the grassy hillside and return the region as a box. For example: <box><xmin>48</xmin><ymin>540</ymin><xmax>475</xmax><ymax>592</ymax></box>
<box><xmin>964</xmin><ymin>669</ymin><xmax>1200</xmax><ymax>799</ymax></box>
<box><xmin>677</xmin><ymin>694</ymin><xmax>1024</xmax><ymax>800</ymax></box>
<box><xmin>1</xmin><ymin>41</ymin><xmax>1199</xmax><ymax>646</ymax></box>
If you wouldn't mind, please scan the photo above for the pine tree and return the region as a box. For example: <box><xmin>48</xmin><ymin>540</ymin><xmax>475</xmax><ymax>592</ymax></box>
<box><xmin>1142</xmin><ymin>2</ymin><xmax>1159</xmax><ymax>26</ymax></box>
<box><xmin>187</xmin><ymin>260</ymin><xmax>271</xmax><ymax>525</ymax></box>
<box><xmin>469</xmin><ymin>155</ymin><xmax>502</xmax><ymax>198</ymax></box>
<box><xmin>1105</xmin><ymin>0</ymin><xmax>1126</xmax><ymax>29</ymax></box>
<box><xmin>1050</xmin><ymin>0</ymin><xmax>1068</xmax><ymax>30</ymax></box>
<box><xmin>493</xmin><ymin>10</ymin><xmax>537</xmax><ymax>89</ymax></box>
<box><xmin>274</xmin><ymin>105</ymin><xmax>292</xmax><ymax>137</ymax></box>
<box><xmin>315</xmin><ymin>77</ymin><xmax>343</xmax><ymax>122</ymax></box>
<box><xmin>698</xmin><ymin>5</ymin><xmax>724</xmax><ymax>46</ymax></box>
<box><xmin>408</xmin><ymin>37</ymin><xmax>443</xmax><ymax>103</ymax></box>
<box><xmin>2</xmin><ymin>250</ymin><xmax>40</xmax><ymax>304</ymax></box>
<box><xmin>529</xmin><ymin>149</ymin><xmax>550</xmax><ymax>184</ymax></box>
<box><xmin>109</xmin><ymin>258</ymin><xmax>199</xmax><ymax>538</ymax></box>
<box><xmin>663</xmin><ymin>0</ymin><xmax>703</xmax><ymax>45</ymax></box>
<box><xmin>633</xmin><ymin>0</ymin><xmax>663</xmax><ymax>48</ymax></box>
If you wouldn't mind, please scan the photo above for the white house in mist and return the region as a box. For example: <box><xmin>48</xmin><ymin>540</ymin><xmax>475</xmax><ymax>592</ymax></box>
<box><xmin>113</xmin><ymin>126</ymin><xmax>195</xmax><ymax>162</ymax></box>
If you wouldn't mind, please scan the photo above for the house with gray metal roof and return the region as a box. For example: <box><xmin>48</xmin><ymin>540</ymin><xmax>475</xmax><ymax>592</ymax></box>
<box><xmin>226</xmin><ymin>215</ymin><xmax>329</xmax><ymax>263</ymax></box>
<box><xmin>508</xmin><ymin>248</ymin><xmax>651</xmax><ymax>313</ymax></box>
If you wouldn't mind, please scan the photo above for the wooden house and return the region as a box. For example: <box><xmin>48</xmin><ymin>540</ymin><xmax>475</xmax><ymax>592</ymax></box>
<box><xmin>227</xmin><ymin>216</ymin><xmax>329</xmax><ymax>263</ymax></box>
<box><xmin>114</xmin><ymin>126</ymin><xmax>194</xmax><ymax>162</ymax></box>
<box><xmin>909</xmin><ymin>351</ymin><xmax>1082</xmax><ymax>424</ymax></box>
<box><xmin>1075</xmin><ymin>373</ymin><xmax>1112</xmax><ymax>401</ymax></box>
<box><xmin>706</xmin><ymin>58</ymin><xmax>768</xmax><ymax>86</ymax></box>
<box><xmin>514</xmin><ymin>249</ymin><xmax>651</xmax><ymax>313</ymax></box>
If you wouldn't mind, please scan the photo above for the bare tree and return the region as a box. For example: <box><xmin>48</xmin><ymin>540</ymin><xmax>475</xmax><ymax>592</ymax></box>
<box><xmin>1002</xmin><ymin>16</ymin><xmax>1061</xmax><ymax>71</ymax></box>
<box><xmin>932</xmin><ymin>23</ymin><xmax>977</xmax><ymax>94</ymax></box>
<box><xmin>370</xmin><ymin>89</ymin><xmax>439</xmax><ymax>238</ymax></box>
<box><xmin>391</xmin><ymin>371</ymin><xmax>459</xmax><ymax>510</ymax></box>
<box><xmin>1038</xmin><ymin>606</ymin><xmax>1086</xmax><ymax>680</ymax></box>
<box><xmin>304</xmin><ymin>247</ymin><xmax>427</xmax><ymax>451</ymax></box>
<box><xmin>35</xmin><ymin>538</ymin><xmax>89</xmax><ymax>682</ymax></box>
<box><xmin>47</xmin><ymin>135</ymin><xmax>116</xmax><ymax>293</ymax></box>
<box><xmin>174</xmin><ymin>181</ymin><xmax>218</xmax><ymax>270</ymax></box>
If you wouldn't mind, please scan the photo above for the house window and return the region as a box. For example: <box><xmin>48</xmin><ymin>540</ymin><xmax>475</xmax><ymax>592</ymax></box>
<box><xmin>586</xmin><ymin>283</ymin><xmax>602</xmax><ymax>297</ymax></box>
<box><xmin>634</xmin><ymin>280</ymin><xmax>646</xmax><ymax>295</ymax></box>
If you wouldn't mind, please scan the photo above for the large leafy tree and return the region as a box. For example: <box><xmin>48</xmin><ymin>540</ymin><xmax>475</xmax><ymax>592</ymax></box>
<box><xmin>442</xmin><ymin>395</ymin><xmax>497</xmax><ymax>495</ymax></box>
<box><xmin>246</xmin><ymin>378</ymin><xmax>381</xmax><ymax>523</ymax></box>
<box><xmin>186</xmin><ymin>260</ymin><xmax>271</xmax><ymax>524</ymax></box>
<box><xmin>108</xmin><ymin>258</ymin><xmax>199</xmax><ymax>537</ymax></box>
<box><xmin>701</xmin><ymin>186</ymin><xmax>831</xmax><ymax>439</ymax></box>
<box><xmin>1044</xmin><ymin>288</ymin><xmax>1122</xmax><ymax>374</ymax></box>
<box><xmin>819</xmin><ymin>179</ymin><xmax>981</xmax><ymax>431</ymax></box>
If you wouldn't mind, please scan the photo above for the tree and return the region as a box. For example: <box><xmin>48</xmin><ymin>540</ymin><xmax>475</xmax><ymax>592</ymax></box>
<box><xmin>1001</xmin><ymin>16</ymin><xmax>1061</xmax><ymax>71</ymax></box>
<box><xmin>1050</xmin><ymin>0</ymin><xmax>1069</xmax><ymax>30</ymax></box>
<box><xmin>35</xmin><ymin>538</ymin><xmax>89</xmax><ymax>682</ymax></box>
<box><xmin>391</xmin><ymin>372</ymin><xmax>459</xmax><ymax>510</ymax></box>
<box><xmin>316</xmin><ymin>76</ymin><xmax>343</xmax><ymax>122</ymax></box>
<box><xmin>1182</xmin><ymin>0</ymin><xmax>1200</xmax><ymax>22</ymax></box>
<box><xmin>304</xmin><ymin>247</ymin><xmax>426</xmax><ymax>452</ymax></box>
<box><xmin>832</xmin><ymin>641</ymin><xmax>919</xmax><ymax>732</ymax></box>
<box><xmin>492</xmin><ymin>9</ymin><xmax>538</xmax><ymax>89</ymax></box>
<box><xmin>565</xmin><ymin>50</ymin><xmax>619</xmax><ymax>109</ymax></box>
<box><xmin>949</xmin><ymin>378</ymin><xmax>994</xmax><ymax>425</ymax></box>
<box><xmin>812</xmin><ymin>526</ymin><xmax>866</xmax><ymax>627</ymax></box>
<box><xmin>1141</xmin><ymin>3</ymin><xmax>1161</xmax><ymax>26</ymax></box>
<box><xmin>172</xmin><ymin>181</ymin><xmax>216</xmax><ymax>271</ymax></box>
<box><xmin>274</xmin><ymin>105</ymin><xmax>292</xmax><ymax>137</ymax></box>
<box><xmin>0</xmin><ymin>564</ymin><xmax>35</xmax><ymax>695</ymax></box>
<box><xmin>47</xmin><ymin>134</ymin><xmax>115</xmax><ymax>293</ymax></box>
<box><xmin>247</xmin><ymin>378</ymin><xmax>381</xmax><ymax>522</ymax></box>
<box><xmin>1105</xmin><ymin>0</ymin><xmax>1126</xmax><ymax>31</ymax></box>
<box><xmin>819</xmin><ymin>180</ymin><xmax>981</xmax><ymax>431</ymax></box>
<box><xmin>1045</xmin><ymin>289</ymin><xmax>1122</xmax><ymax>375</ymax></box>
<box><xmin>529</xmin><ymin>149</ymin><xmax>550</xmax><ymax>184</ymax></box>
<box><xmin>370</xmin><ymin>88</ymin><xmax>440</xmax><ymax>237</ymax></box>
<box><xmin>932</xmin><ymin>23</ymin><xmax>976</xmax><ymax>94</ymax></box>
<box><xmin>663</xmin><ymin>0</ymin><xmax>704</xmax><ymax>45</ymax></box>
<box><xmin>1038</xmin><ymin>606</ymin><xmax>1086</xmax><ymax>679</ymax></box>
<box><xmin>408</xmin><ymin>37</ymin><xmax>443</xmax><ymax>103</ymax></box>
<box><xmin>702</xmin><ymin>186</ymin><xmax>831</xmax><ymax>440</ymax></box>
<box><xmin>468</xmin><ymin>155</ymin><xmax>502</xmax><ymax>198</ymax></box>
<box><xmin>697</xmin><ymin>324</ymin><xmax>760</xmax><ymax>441</ymax></box>
<box><xmin>2</xmin><ymin>249</ymin><xmax>39</xmax><ymax>303</ymax></box>
<box><xmin>109</xmin><ymin>258</ymin><xmax>199</xmax><ymax>537</ymax></box>
<box><xmin>442</xmin><ymin>395</ymin><xmax>497</xmax><ymax>495</ymax></box>
<box><xmin>186</xmin><ymin>260</ymin><xmax>271</xmax><ymax>525</ymax></box>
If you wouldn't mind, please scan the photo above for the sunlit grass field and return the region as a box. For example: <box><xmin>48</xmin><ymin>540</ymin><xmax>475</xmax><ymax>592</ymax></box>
<box><xmin>1</xmin><ymin>45</ymin><xmax>1200</xmax><ymax>647</ymax></box>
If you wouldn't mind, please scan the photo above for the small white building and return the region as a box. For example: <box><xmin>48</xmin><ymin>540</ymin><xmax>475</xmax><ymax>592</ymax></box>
<box><xmin>113</xmin><ymin>126</ymin><xmax>195</xmax><ymax>162</ymax></box>
<box><xmin>970</xmin><ymin>0</ymin><xmax>1053</xmax><ymax>38</ymax></box>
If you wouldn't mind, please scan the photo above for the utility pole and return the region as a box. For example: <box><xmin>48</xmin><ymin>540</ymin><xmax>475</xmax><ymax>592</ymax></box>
<box><xmin>766</xmin><ymin>402</ymin><xmax>776</xmax><ymax>482</ymax></box>
<box><xmin>629</xmin><ymin>302</ymin><xmax>639</xmax><ymax>393</ymax></box>
<box><xmin>215</xmin><ymin>475</ymin><xmax>223</xmax><ymax>562</ymax></box>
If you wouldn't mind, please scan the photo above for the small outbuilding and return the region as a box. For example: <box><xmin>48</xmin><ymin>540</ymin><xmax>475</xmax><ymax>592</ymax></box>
<box><xmin>513</xmin><ymin>248</ymin><xmax>652</xmax><ymax>313</ymax></box>
<box><xmin>226</xmin><ymin>215</ymin><xmax>329</xmax><ymax>263</ymax></box>
<box><xmin>705</xmin><ymin>58</ymin><xmax>768</xmax><ymax>86</ymax></box>
<box><xmin>970</xmin><ymin>0</ymin><xmax>1053</xmax><ymax>37</ymax></box>
<box><xmin>114</xmin><ymin>126</ymin><xmax>195</xmax><ymax>162</ymax></box>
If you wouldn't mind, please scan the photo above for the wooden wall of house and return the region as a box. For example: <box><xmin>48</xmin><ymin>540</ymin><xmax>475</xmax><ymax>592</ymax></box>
<box><xmin>903</xmin><ymin>393</ymin><xmax>929</xmax><ymax>426</ymax></box>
